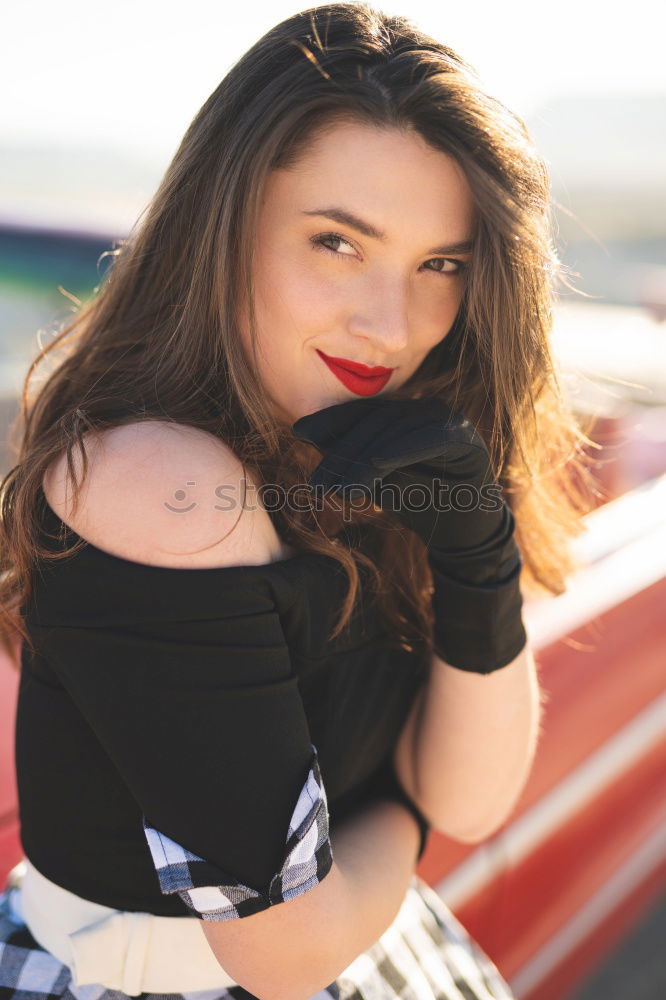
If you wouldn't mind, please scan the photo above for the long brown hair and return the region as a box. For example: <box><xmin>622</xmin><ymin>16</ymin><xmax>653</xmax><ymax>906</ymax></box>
<box><xmin>0</xmin><ymin>0</ymin><xmax>599</xmax><ymax>669</ymax></box>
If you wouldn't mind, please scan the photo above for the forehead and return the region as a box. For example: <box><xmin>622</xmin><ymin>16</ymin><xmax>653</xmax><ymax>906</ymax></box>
<box><xmin>262</xmin><ymin>120</ymin><xmax>476</xmax><ymax>235</ymax></box>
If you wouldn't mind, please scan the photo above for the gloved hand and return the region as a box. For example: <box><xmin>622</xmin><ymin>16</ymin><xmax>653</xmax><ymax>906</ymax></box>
<box><xmin>292</xmin><ymin>397</ymin><xmax>527</xmax><ymax>673</ymax></box>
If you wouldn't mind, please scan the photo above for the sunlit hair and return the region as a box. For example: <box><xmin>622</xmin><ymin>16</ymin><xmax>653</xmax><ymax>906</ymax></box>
<box><xmin>0</xmin><ymin>0</ymin><xmax>599</xmax><ymax>668</ymax></box>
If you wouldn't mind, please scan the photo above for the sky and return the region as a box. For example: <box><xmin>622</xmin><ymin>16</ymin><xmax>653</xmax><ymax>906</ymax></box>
<box><xmin>4</xmin><ymin>0</ymin><xmax>666</xmax><ymax>165</ymax></box>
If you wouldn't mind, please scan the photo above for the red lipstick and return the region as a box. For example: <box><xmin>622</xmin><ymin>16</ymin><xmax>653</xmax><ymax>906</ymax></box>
<box><xmin>316</xmin><ymin>350</ymin><xmax>394</xmax><ymax>397</ymax></box>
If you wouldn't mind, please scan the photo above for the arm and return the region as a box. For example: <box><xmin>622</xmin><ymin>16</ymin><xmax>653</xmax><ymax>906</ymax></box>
<box><xmin>42</xmin><ymin>423</ymin><xmax>424</xmax><ymax>1000</ymax></box>
<box><xmin>393</xmin><ymin>642</ymin><xmax>543</xmax><ymax>842</ymax></box>
<box><xmin>203</xmin><ymin>797</ymin><xmax>421</xmax><ymax>1000</ymax></box>
<box><xmin>291</xmin><ymin>396</ymin><xmax>541</xmax><ymax>843</ymax></box>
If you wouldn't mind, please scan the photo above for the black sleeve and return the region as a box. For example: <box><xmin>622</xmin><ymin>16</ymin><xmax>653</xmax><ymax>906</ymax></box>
<box><xmin>36</xmin><ymin>603</ymin><xmax>333</xmax><ymax>921</ymax></box>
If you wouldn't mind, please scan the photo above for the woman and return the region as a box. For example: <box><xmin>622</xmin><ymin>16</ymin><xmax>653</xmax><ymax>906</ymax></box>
<box><xmin>0</xmin><ymin>2</ymin><xmax>597</xmax><ymax>998</ymax></box>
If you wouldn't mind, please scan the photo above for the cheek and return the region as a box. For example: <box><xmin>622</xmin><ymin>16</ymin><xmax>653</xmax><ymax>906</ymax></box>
<box><xmin>257</xmin><ymin>248</ymin><xmax>307</xmax><ymax>307</ymax></box>
<box><xmin>261</xmin><ymin>258</ymin><xmax>339</xmax><ymax>334</ymax></box>
<box><xmin>417</xmin><ymin>286</ymin><xmax>463</xmax><ymax>349</ymax></box>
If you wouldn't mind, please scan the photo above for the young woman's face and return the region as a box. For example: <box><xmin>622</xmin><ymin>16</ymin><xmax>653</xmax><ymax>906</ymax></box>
<box><xmin>239</xmin><ymin>120</ymin><xmax>476</xmax><ymax>425</ymax></box>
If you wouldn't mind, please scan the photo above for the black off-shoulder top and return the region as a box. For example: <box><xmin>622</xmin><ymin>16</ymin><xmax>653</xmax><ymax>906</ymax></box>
<box><xmin>15</xmin><ymin>491</ymin><xmax>431</xmax><ymax>921</ymax></box>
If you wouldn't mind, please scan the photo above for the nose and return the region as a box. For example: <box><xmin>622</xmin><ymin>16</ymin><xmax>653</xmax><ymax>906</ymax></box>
<box><xmin>349</xmin><ymin>282</ymin><xmax>410</xmax><ymax>357</ymax></box>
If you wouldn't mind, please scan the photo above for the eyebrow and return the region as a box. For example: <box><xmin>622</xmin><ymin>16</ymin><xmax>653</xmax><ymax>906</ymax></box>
<box><xmin>301</xmin><ymin>207</ymin><xmax>475</xmax><ymax>256</ymax></box>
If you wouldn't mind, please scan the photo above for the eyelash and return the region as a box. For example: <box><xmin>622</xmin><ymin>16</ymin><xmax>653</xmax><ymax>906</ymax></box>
<box><xmin>309</xmin><ymin>232</ymin><xmax>468</xmax><ymax>276</ymax></box>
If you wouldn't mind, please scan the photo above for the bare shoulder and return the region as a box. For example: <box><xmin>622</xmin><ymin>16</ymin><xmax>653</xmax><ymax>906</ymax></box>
<box><xmin>42</xmin><ymin>420</ymin><xmax>288</xmax><ymax>568</ymax></box>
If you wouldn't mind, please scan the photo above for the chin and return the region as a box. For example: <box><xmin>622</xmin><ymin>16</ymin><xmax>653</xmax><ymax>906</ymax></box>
<box><xmin>295</xmin><ymin>397</ymin><xmax>336</xmax><ymax>421</ymax></box>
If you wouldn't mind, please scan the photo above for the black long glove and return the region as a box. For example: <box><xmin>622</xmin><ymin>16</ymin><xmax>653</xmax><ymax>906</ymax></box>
<box><xmin>292</xmin><ymin>396</ymin><xmax>527</xmax><ymax>674</ymax></box>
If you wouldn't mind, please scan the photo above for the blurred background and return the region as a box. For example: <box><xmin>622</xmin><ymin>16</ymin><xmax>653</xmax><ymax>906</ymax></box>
<box><xmin>0</xmin><ymin>2</ymin><xmax>664</xmax><ymax>999</ymax></box>
<box><xmin>1</xmin><ymin>0</ymin><xmax>665</xmax><ymax>485</ymax></box>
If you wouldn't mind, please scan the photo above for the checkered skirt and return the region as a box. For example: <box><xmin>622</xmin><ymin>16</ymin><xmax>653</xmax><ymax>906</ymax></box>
<box><xmin>0</xmin><ymin>873</ymin><xmax>515</xmax><ymax>1000</ymax></box>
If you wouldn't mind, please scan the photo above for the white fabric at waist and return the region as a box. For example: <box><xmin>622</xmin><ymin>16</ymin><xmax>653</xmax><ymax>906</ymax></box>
<box><xmin>7</xmin><ymin>858</ymin><xmax>239</xmax><ymax>996</ymax></box>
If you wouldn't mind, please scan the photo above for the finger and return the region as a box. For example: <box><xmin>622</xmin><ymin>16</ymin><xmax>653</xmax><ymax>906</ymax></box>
<box><xmin>293</xmin><ymin>395</ymin><xmax>446</xmax><ymax>449</ymax></box>
<box><xmin>322</xmin><ymin>399</ymin><xmax>449</xmax><ymax>469</ymax></box>
<box><xmin>371</xmin><ymin>440</ymin><xmax>448</xmax><ymax>471</ymax></box>
<box><xmin>292</xmin><ymin>398</ymin><xmax>387</xmax><ymax>451</ymax></box>
<box><xmin>307</xmin><ymin>405</ymin><xmax>397</xmax><ymax>492</ymax></box>
<box><xmin>308</xmin><ymin>456</ymin><xmax>381</xmax><ymax>496</ymax></box>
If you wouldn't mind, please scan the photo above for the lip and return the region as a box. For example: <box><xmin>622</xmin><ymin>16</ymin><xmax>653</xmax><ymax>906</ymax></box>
<box><xmin>316</xmin><ymin>350</ymin><xmax>394</xmax><ymax>397</ymax></box>
<box><xmin>318</xmin><ymin>351</ymin><xmax>394</xmax><ymax>376</ymax></box>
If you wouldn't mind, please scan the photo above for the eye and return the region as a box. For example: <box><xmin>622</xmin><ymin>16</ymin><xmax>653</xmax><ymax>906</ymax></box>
<box><xmin>310</xmin><ymin>233</ymin><xmax>468</xmax><ymax>276</ymax></box>
<box><xmin>310</xmin><ymin>233</ymin><xmax>357</xmax><ymax>257</ymax></box>
<box><xmin>422</xmin><ymin>257</ymin><xmax>468</xmax><ymax>276</ymax></box>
